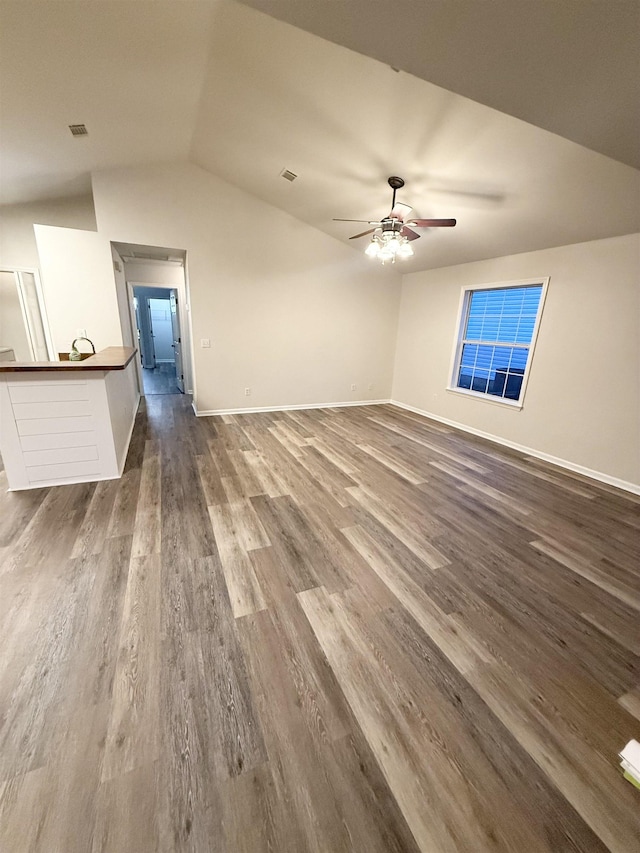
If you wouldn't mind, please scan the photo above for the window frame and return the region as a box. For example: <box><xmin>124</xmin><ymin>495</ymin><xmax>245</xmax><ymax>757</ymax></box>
<box><xmin>447</xmin><ymin>276</ymin><xmax>549</xmax><ymax>409</ymax></box>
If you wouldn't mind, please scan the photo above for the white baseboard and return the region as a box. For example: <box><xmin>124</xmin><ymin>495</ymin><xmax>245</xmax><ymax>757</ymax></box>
<box><xmin>192</xmin><ymin>398</ymin><xmax>391</xmax><ymax>417</ymax></box>
<box><xmin>390</xmin><ymin>399</ymin><xmax>640</xmax><ymax>496</ymax></box>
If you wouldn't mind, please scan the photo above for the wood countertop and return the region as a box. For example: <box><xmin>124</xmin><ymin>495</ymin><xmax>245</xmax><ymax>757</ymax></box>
<box><xmin>0</xmin><ymin>347</ymin><xmax>138</xmax><ymax>373</ymax></box>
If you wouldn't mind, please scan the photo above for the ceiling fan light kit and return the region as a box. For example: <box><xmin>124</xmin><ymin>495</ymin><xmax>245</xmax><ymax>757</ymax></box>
<box><xmin>334</xmin><ymin>176</ymin><xmax>456</xmax><ymax>265</ymax></box>
<box><xmin>365</xmin><ymin>231</ymin><xmax>414</xmax><ymax>263</ymax></box>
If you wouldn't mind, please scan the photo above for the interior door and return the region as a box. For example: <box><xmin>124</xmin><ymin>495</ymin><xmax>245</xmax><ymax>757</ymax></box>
<box><xmin>146</xmin><ymin>299</ymin><xmax>157</xmax><ymax>368</ymax></box>
<box><xmin>170</xmin><ymin>290</ymin><xmax>185</xmax><ymax>393</ymax></box>
<box><xmin>134</xmin><ymin>292</ymin><xmax>155</xmax><ymax>369</ymax></box>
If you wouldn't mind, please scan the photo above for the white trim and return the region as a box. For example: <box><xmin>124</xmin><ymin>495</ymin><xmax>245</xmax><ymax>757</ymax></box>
<box><xmin>390</xmin><ymin>399</ymin><xmax>640</xmax><ymax>495</ymax></box>
<box><xmin>449</xmin><ymin>277</ymin><xmax>549</xmax><ymax>408</ymax></box>
<box><xmin>445</xmin><ymin>385</ymin><xmax>523</xmax><ymax>409</ymax></box>
<box><xmin>192</xmin><ymin>398</ymin><xmax>391</xmax><ymax>417</ymax></box>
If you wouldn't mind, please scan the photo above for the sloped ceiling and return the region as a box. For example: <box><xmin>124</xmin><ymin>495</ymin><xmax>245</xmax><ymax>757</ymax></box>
<box><xmin>1</xmin><ymin>0</ymin><xmax>638</xmax><ymax>273</ymax></box>
<box><xmin>238</xmin><ymin>0</ymin><xmax>640</xmax><ymax>170</ymax></box>
<box><xmin>0</xmin><ymin>1</ymin><xmax>215</xmax><ymax>203</ymax></box>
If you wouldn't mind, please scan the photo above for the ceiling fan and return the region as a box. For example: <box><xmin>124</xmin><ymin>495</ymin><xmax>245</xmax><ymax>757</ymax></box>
<box><xmin>334</xmin><ymin>176</ymin><xmax>456</xmax><ymax>262</ymax></box>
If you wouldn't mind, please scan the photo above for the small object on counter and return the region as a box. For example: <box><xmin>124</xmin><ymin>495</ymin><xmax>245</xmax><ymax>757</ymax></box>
<box><xmin>69</xmin><ymin>336</ymin><xmax>96</xmax><ymax>361</ymax></box>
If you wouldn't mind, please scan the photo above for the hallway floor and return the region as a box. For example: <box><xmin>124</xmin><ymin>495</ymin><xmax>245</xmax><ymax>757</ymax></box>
<box><xmin>141</xmin><ymin>363</ymin><xmax>180</xmax><ymax>396</ymax></box>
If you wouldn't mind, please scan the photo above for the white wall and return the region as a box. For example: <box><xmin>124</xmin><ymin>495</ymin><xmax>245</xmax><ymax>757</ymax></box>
<box><xmin>34</xmin><ymin>226</ymin><xmax>123</xmax><ymax>356</ymax></box>
<box><xmin>392</xmin><ymin>233</ymin><xmax>640</xmax><ymax>488</ymax></box>
<box><xmin>123</xmin><ymin>261</ymin><xmax>183</xmax><ymax>287</ymax></box>
<box><xmin>92</xmin><ymin>162</ymin><xmax>401</xmax><ymax>412</ymax></box>
<box><xmin>0</xmin><ymin>195</ymin><xmax>97</xmax><ymax>270</ymax></box>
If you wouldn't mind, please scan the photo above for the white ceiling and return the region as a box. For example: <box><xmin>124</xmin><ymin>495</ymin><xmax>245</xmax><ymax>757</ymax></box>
<box><xmin>1</xmin><ymin>0</ymin><xmax>639</xmax><ymax>273</ymax></box>
<box><xmin>0</xmin><ymin>1</ymin><xmax>215</xmax><ymax>203</ymax></box>
<box><xmin>238</xmin><ymin>0</ymin><xmax>640</xmax><ymax>170</ymax></box>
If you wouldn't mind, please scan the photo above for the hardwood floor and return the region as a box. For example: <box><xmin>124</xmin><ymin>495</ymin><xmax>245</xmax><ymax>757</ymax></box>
<box><xmin>142</xmin><ymin>363</ymin><xmax>181</xmax><ymax>395</ymax></box>
<box><xmin>1</xmin><ymin>397</ymin><xmax>639</xmax><ymax>852</ymax></box>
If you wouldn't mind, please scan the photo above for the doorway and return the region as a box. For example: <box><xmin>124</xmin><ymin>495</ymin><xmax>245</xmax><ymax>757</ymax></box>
<box><xmin>111</xmin><ymin>242</ymin><xmax>192</xmax><ymax>399</ymax></box>
<box><xmin>132</xmin><ymin>285</ymin><xmax>184</xmax><ymax>395</ymax></box>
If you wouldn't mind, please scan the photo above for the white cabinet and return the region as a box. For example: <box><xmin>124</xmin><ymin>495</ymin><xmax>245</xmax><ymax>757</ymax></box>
<box><xmin>0</xmin><ymin>350</ymin><xmax>139</xmax><ymax>490</ymax></box>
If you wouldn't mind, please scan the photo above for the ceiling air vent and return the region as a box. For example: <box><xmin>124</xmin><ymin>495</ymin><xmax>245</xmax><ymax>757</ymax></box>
<box><xmin>68</xmin><ymin>124</ymin><xmax>88</xmax><ymax>137</ymax></box>
<box><xmin>280</xmin><ymin>168</ymin><xmax>297</xmax><ymax>182</ymax></box>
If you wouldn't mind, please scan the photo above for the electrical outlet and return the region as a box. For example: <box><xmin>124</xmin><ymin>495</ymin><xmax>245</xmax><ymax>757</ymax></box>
<box><xmin>76</xmin><ymin>328</ymin><xmax>87</xmax><ymax>338</ymax></box>
<box><xmin>350</xmin><ymin>383</ymin><xmax>357</xmax><ymax>391</ymax></box>
<box><xmin>368</xmin><ymin>383</ymin><xmax>373</xmax><ymax>391</ymax></box>
<box><xmin>201</xmin><ymin>338</ymin><xmax>211</xmax><ymax>348</ymax></box>
<box><xmin>244</xmin><ymin>387</ymin><xmax>251</xmax><ymax>396</ymax></box>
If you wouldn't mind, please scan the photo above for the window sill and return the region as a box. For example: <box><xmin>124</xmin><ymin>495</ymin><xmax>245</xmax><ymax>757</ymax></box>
<box><xmin>446</xmin><ymin>386</ymin><xmax>523</xmax><ymax>410</ymax></box>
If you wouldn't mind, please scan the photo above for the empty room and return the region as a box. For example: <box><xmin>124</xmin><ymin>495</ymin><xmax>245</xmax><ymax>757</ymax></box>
<box><xmin>0</xmin><ymin>1</ymin><xmax>639</xmax><ymax>851</ymax></box>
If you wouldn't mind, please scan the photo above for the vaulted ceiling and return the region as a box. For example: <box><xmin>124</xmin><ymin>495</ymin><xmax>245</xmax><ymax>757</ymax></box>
<box><xmin>1</xmin><ymin>0</ymin><xmax>638</xmax><ymax>272</ymax></box>
<box><xmin>239</xmin><ymin>0</ymin><xmax>640</xmax><ymax>171</ymax></box>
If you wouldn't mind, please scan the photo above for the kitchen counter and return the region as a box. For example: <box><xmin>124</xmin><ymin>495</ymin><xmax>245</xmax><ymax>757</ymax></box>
<box><xmin>0</xmin><ymin>347</ymin><xmax>140</xmax><ymax>490</ymax></box>
<box><xmin>0</xmin><ymin>346</ymin><xmax>137</xmax><ymax>372</ymax></box>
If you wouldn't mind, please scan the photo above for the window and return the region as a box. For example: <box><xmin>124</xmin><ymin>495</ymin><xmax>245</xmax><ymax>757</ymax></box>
<box><xmin>449</xmin><ymin>278</ymin><xmax>548</xmax><ymax>407</ymax></box>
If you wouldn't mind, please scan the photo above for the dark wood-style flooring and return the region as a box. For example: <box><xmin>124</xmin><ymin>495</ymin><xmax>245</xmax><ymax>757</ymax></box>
<box><xmin>1</xmin><ymin>397</ymin><xmax>639</xmax><ymax>852</ymax></box>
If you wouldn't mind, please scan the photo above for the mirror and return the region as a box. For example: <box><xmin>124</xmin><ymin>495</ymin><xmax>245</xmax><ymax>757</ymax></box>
<box><xmin>0</xmin><ymin>268</ymin><xmax>53</xmax><ymax>362</ymax></box>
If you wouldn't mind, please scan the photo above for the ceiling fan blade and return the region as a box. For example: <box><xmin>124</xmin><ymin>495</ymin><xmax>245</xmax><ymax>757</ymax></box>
<box><xmin>407</xmin><ymin>218</ymin><xmax>457</xmax><ymax>228</ymax></box>
<box><xmin>400</xmin><ymin>226</ymin><xmax>421</xmax><ymax>241</ymax></box>
<box><xmin>333</xmin><ymin>218</ymin><xmax>382</xmax><ymax>224</ymax></box>
<box><xmin>390</xmin><ymin>202</ymin><xmax>413</xmax><ymax>221</ymax></box>
<box><xmin>349</xmin><ymin>228</ymin><xmax>376</xmax><ymax>240</ymax></box>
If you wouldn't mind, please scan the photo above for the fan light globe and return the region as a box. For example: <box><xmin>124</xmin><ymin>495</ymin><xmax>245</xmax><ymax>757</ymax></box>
<box><xmin>365</xmin><ymin>240</ymin><xmax>380</xmax><ymax>258</ymax></box>
<box><xmin>397</xmin><ymin>241</ymin><xmax>414</xmax><ymax>258</ymax></box>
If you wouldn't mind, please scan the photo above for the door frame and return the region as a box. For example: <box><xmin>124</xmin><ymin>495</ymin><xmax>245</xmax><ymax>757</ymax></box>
<box><xmin>127</xmin><ymin>281</ymin><xmax>192</xmax><ymax>395</ymax></box>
